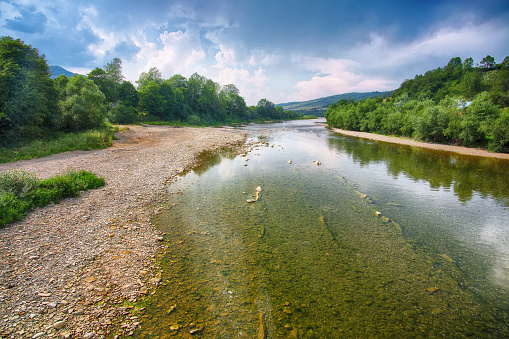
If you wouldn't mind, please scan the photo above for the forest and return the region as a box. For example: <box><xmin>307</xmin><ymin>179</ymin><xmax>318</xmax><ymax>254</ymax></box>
<box><xmin>0</xmin><ymin>36</ymin><xmax>298</xmax><ymax>146</ymax></box>
<box><xmin>325</xmin><ymin>55</ymin><xmax>509</xmax><ymax>153</ymax></box>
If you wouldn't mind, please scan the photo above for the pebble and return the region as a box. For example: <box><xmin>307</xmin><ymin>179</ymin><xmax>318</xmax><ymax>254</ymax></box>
<box><xmin>0</xmin><ymin>126</ymin><xmax>247</xmax><ymax>335</ymax></box>
<box><xmin>54</xmin><ymin>320</ymin><xmax>66</xmax><ymax>330</ymax></box>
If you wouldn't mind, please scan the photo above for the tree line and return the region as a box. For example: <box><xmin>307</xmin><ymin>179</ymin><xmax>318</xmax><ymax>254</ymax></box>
<box><xmin>326</xmin><ymin>55</ymin><xmax>509</xmax><ymax>153</ymax></box>
<box><xmin>0</xmin><ymin>36</ymin><xmax>298</xmax><ymax>145</ymax></box>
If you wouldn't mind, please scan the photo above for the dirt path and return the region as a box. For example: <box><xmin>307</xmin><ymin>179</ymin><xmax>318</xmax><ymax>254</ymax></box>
<box><xmin>0</xmin><ymin>125</ymin><xmax>247</xmax><ymax>338</ymax></box>
<box><xmin>331</xmin><ymin>128</ymin><xmax>509</xmax><ymax>160</ymax></box>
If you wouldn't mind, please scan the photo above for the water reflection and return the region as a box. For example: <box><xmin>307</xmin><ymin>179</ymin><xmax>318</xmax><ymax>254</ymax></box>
<box><xmin>131</xmin><ymin>120</ymin><xmax>509</xmax><ymax>338</ymax></box>
<box><xmin>327</xmin><ymin>133</ymin><xmax>509</xmax><ymax>206</ymax></box>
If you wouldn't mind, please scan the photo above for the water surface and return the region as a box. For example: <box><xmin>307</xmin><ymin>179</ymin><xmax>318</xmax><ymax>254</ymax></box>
<box><xmin>134</xmin><ymin>119</ymin><xmax>509</xmax><ymax>338</ymax></box>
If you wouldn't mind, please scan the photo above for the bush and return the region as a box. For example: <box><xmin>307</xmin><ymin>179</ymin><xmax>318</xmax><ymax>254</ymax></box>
<box><xmin>489</xmin><ymin>108</ymin><xmax>509</xmax><ymax>152</ymax></box>
<box><xmin>0</xmin><ymin>170</ymin><xmax>105</xmax><ymax>226</ymax></box>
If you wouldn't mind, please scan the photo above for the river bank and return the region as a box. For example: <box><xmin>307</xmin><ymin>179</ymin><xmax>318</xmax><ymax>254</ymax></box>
<box><xmin>0</xmin><ymin>125</ymin><xmax>247</xmax><ymax>338</ymax></box>
<box><xmin>330</xmin><ymin>128</ymin><xmax>509</xmax><ymax>160</ymax></box>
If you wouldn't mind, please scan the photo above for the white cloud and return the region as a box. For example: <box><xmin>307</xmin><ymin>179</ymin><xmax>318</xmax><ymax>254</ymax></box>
<box><xmin>282</xmin><ymin>56</ymin><xmax>395</xmax><ymax>102</ymax></box>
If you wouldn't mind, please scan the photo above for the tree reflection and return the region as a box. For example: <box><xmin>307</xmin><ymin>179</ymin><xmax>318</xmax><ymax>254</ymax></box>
<box><xmin>327</xmin><ymin>134</ymin><xmax>509</xmax><ymax>205</ymax></box>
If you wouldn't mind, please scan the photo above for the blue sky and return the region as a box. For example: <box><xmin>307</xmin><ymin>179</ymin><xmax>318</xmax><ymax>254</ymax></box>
<box><xmin>1</xmin><ymin>0</ymin><xmax>508</xmax><ymax>105</ymax></box>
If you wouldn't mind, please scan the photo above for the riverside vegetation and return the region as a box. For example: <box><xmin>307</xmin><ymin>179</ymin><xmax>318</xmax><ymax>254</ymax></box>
<box><xmin>0</xmin><ymin>36</ymin><xmax>299</xmax><ymax>162</ymax></box>
<box><xmin>0</xmin><ymin>170</ymin><xmax>105</xmax><ymax>226</ymax></box>
<box><xmin>325</xmin><ymin>55</ymin><xmax>509</xmax><ymax>153</ymax></box>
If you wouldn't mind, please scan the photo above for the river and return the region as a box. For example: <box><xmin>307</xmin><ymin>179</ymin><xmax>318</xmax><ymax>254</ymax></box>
<box><xmin>133</xmin><ymin>118</ymin><xmax>509</xmax><ymax>338</ymax></box>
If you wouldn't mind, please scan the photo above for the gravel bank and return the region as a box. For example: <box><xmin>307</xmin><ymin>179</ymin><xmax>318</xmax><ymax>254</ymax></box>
<box><xmin>331</xmin><ymin>128</ymin><xmax>509</xmax><ymax>160</ymax></box>
<box><xmin>0</xmin><ymin>125</ymin><xmax>247</xmax><ymax>338</ymax></box>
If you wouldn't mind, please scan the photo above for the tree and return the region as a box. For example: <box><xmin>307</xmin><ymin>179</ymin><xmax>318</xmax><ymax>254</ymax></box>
<box><xmin>480</xmin><ymin>55</ymin><xmax>496</xmax><ymax>69</ymax></box>
<box><xmin>118</xmin><ymin>81</ymin><xmax>138</xmax><ymax>108</ymax></box>
<box><xmin>54</xmin><ymin>74</ymin><xmax>69</xmax><ymax>101</ymax></box>
<box><xmin>104</xmin><ymin>57</ymin><xmax>124</xmax><ymax>104</ymax></box>
<box><xmin>0</xmin><ymin>36</ymin><xmax>57</xmax><ymax>142</ymax></box>
<box><xmin>463</xmin><ymin>57</ymin><xmax>473</xmax><ymax>69</ymax></box>
<box><xmin>168</xmin><ymin>74</ymin><xmax>188</xmax><ymax>89</ymax></box>
<box><xmin>137</xmin><ymin>80</ymin><xmax>164</xmax><ymax>119</ymax></box>
<box><xmin>59</xmin><ymin>75</ymin><xmax>107</xmax><ymax>131</ymax></box>
<box><xmin>257</xmin><ymin>99</ymin><xmax>277</xmax><ymax>118</ymax></box>
<box><xmin>136</xmin><ymin>67</ymin><xmax>163</xmax><ymax>89</ymax></box>
<box><xmin>88</xmin><ymin>68</ymin><xmax>113</xmax><ymax>103</ymax></box>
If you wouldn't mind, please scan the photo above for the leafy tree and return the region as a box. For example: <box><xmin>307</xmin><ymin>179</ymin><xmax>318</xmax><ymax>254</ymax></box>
<box><xmin>480</xmin><ymin>55</ymin><xmax>496</xmax><ymax>69</ymax></box>
<box><xmin>53</xmin><ymin>74</ymin><xmax>69</xmax><ymax>101</ymax></box>
<box><xmin>103</xmin><ymin>57</ymin><xmax>124</xmax><ymax>104</ymax></box>
<box><xmin>136</xmin><ymin>67</ymin><xmax>163</xmax><ymax>90</ymax></box>
<box><xmin>168</xmin><ymin>74</ymin><xmax>188</xmax><ymax>89</ymax></box>
<box><xmin>59</xmin><ymin>75</ymin><xmax>107</xmax><ymax>131</ymax></box>
<box><xmin>0</xmin><ymin>36</ymin><xmax>57</xmax><ymax>142</ymax></box>
<box><xmin>88</xmin><ymin>67</ymin><xmax>113</xmax><ymax>103</ymax></box>
<box><xmin>257</xmin><ymin>99</ymin><xmax>277</xmax><ymax>118</ymax></box>
<box><xmin>137</xmin><ymin>80</ymin><xmax>164</xmax><ymax>119</ymax></box>
<box><xmin>118</xmin><ymin>81</ymin><xmax>138</xmax><ymax>108</ymax></box>
<box><xmin>490</xmin><ymin>108</ymin><xmax>509</xmax><ymax>152</ymax></box>
<box><xmin>463</xmin><ymin>57</ymin><xmax>473</xmax><ymax>69</ymax></box>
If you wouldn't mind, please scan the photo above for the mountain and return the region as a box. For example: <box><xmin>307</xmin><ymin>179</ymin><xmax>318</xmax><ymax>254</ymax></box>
<box><xmin>49</xmin><ymin>65</ymin><xmax>81</xmax><ymax>79</ymax></box>
<box><xmin>277</xmin><ymin>91</ymin><xmax>395</xmax><ymax>115</ymax></box>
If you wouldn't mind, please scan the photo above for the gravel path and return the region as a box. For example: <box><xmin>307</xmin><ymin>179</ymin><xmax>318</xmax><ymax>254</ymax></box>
<box><xmin>331</xmin><ymin>128</ymin><xmax>509</xmax><ymax>160</ymax></box>
<box><xmin>0</xmin><ymin>125</ymin><xmax>247</xmax><ymax>338</ymax></box>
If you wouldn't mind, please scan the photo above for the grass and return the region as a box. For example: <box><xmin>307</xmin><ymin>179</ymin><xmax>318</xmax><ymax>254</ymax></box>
<box><xmin>0</xmin><ymin>170</ymin><xmax>105</xmax><ymax>227</ymax></box>
<box><xmin>0</xmin><ymin>126</ymin><xmax>118</xmax><ymax>164</ymax></box>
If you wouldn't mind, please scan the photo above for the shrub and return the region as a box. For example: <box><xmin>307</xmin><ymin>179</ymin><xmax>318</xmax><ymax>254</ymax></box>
<box><xmin>0</xmin><ymin>170</ymin><xmax>105</xmax><ymax>226</ymax></box>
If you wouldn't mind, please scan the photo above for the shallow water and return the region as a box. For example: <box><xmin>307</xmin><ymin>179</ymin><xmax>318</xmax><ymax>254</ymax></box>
<box><xmin>133</xmin><ymin>119</ymin><xmax>509</xmax><ymax>338</ymax></box>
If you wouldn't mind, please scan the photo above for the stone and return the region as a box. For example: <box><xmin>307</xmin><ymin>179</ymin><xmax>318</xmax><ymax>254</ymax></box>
<box><xmin>54</xmin><ymin>320</ymin><xmax>66</xmax><ymax>330</ymax></box>
<box><xmin>167</xmin><ymin>305</ymin><xmax>176</xmax><ymax>314</ymax></box>
<box><xmin>32</xmin><ymin>333</ymin><xmax>44</xmax><ymax>339</ymax></box>
<box><xmin>427</xmin><ymin>287</ymin><xmax>440</xmax><ymax>295</ymax></box>
<box><xmin>247</xmin><ymin>199</ymin><xmax>256</xmax><ymax>203</ymax></box>
<box><xmin>38</xmin><ymin>292</ymin><xmax>52</xmax><ymax>297</ymax></box>
<box><xmin>170</xmin><ymin>325</ymin><xmax>180</xmax><ymax>331</ymax></box>
<box><xmin>149</xmin><ymin>278</ymin><xmax>162</xmax><ymax>284</ymax></box>
<box><xmin>84</xmin><ymin>277</ymin><xmax>96</xmax><ymax>283</ymax></box>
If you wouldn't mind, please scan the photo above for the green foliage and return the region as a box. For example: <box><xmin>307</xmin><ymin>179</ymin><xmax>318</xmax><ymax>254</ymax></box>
<box><xmin>490</xmin><ymin>108</ymin><xmax>509</xmax><ymax>153</ymax></box>
<box><xmin>0</xmin><ymin>170</ymin><xmax>104</xmax><ymax>226</ymax></box>
<box><xmin>327</xmin><ymin>55</ymin><xmax>509</xmax><ymax>153</ymax></box>
<box><xmin>59</xmin><ymin>75</ymin><xmax>107</xmax><ymax>131</ymax></box>
<box><xmin>0</xmin><ymin>36</ymin><xmax>57</xmax><ymax>142</ymax></box>
<box><xmin>0</xmin><ymin>128</ymin><xmax>115</xmax><ymax>163</ymax></box>
<box><xmin>0</xmin><ymin>35</ymin><xmax>302</xmax><ymax>153</ymax></box>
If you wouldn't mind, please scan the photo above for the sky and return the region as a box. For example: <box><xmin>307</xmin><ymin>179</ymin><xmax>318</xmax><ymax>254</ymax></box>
<box><xmin>1</xmin><ymin>0</ymin><xmax>508</xmax><ymax>106</ymax></box>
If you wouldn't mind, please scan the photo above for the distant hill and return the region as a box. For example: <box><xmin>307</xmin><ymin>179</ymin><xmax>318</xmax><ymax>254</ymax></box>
<box><xmin>277</xmin><ymin>91</ymin><xmax>395</xmax><ymax>115</ymax></box>
<box><xmin>49</xmin><ymin>65</ymin><xmax>81</xmax><ymax>79</ymax></box>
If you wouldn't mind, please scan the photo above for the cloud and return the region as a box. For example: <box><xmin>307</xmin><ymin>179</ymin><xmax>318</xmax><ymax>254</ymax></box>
<box><xmin>195</xmin><ymin>44</ymin><xmax>269</xmax><ymax>105</ymax></box>
<box><xmin>284</xmin><ymin>56</ymin><xmax>396</xmax><ymax>102</ymax></box>
<box><xmin>280</xmin><ymin>14</ymin><xmax>509</xmax><ymax>103</ymax></box>
<box><xmin>3</xmin><ymin>3</ymin><xmax>47</xmax><ymax>34</ymax></box>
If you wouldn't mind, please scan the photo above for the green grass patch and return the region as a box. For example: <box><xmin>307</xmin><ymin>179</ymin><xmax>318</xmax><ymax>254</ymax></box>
<box><xmin>0</xmin><ymin>126</ymin><xmax>117</xmax><ymax>164</ymax></box>
<box><xmin>0</xmin><ymin>170</ymin><xmax>105</xmax><ymax>227</ymax></box>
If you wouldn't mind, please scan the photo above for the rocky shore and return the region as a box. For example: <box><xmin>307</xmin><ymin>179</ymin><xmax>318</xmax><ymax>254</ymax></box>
<box><xmin>331</xmin><ymin>128</ymin><xmax>509</xmax><ymax>159</ymax></box>
<box><xmin>0</xmin><ymin>125</ymin><xmax>247</xmax><ymax>338</ymax></box>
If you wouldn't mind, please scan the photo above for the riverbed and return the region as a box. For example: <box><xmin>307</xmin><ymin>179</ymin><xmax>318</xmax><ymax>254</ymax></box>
<box><xmin>135</xmin><ymin>119</ymin><xmax>509</xmax><ymax>338</ymax></box>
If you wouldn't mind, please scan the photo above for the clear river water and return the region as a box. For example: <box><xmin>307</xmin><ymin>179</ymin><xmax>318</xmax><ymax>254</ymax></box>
<box><xmin>133</xmin><ymin>118</ymin><xmax>509</xmax><ymax>338</ymax></box>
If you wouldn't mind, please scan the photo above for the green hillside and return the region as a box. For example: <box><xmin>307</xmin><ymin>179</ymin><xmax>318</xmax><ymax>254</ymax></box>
<box><xmin>326</xmin><ymin>55</ymin><xmax>509</xmax><ymax>153</ymax></box>
<box><xmin>278</xmin><ymin>91</ymin><xmax>394</xmax><ymax>109</ymax></box>
<box><xmin>49</xmin><ymin>65</ymin><xmax>81</xmax><ymax>79</ymax></box>
<box><xmin>278</xmin><ymin>91</ymin><xmax>394</xmax><ymax>116</ymax></box>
